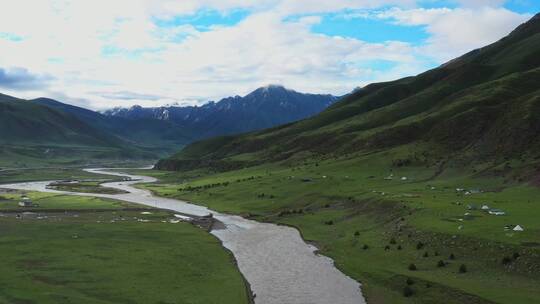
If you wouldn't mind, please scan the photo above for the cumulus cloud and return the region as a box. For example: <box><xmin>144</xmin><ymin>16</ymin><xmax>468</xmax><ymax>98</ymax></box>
<box><xmin>454</xmin><ymin>0</ymin><xmax>506</xmax><ymax>8</ymax></box>
<box><xmin>377</xmin><ymin>7</ymin><xmax>531</xmax><ymax>62</ymax></box>
<box><xmin>0</xmin><ymin>0</ymin><xmax>534</xmax><ymax>108</ymax></box>
<box><xmin>0</xmin><ymin>67</ymin><xmax>52</xmax><ymax>90</ymax></box>
<box><xmin>148</xmin><ymin>0</ymin><xmax>417</xmax><ymax>16</ymax></box>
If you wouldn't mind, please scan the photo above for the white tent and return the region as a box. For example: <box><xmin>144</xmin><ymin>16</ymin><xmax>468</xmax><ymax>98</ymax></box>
<box><xmin>513</xmin><ymin>225</ymin><xmax>524</xmax><ymax>232</ymax></box>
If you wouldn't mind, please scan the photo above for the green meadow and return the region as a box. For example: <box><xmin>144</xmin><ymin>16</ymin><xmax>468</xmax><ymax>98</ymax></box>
<box><xmin>0</xmin><ymin>168</ymin><xmax>114</xmax><ymax>184</ymax></box>
<box><xmin>0</xmin><ymin>191</ymin><xmax>249</xmax><ymax>304</ymax></box>
<box><xmin>129</xmin><ymin>150</ymin><xmax>540</xmax><ymax>304</ymax></box>
<box><xmin>48</xmin><ymin>180</ymin><xmax>128</xmax><ymax>195</ymax></box>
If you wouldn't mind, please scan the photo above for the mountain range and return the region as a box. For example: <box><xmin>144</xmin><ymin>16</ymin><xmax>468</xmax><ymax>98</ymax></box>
<box><xmin>0</xmin><ymin>86</ymin><xmax>337</xmax><ymax>166</ymax></box>
<box><xmin>0</xmin><ymin>93</ymin><xmax>152</xmax><ymax>167</ymax></box>
<box><xmin>104</xmin><ymin>85</ymin><xmax>338</xmax><ymax>140</ymax></box>
<box><xmin>157</xmin><ymin>13</ymin><xmax>540</xmax><ymax>174</ymax></box>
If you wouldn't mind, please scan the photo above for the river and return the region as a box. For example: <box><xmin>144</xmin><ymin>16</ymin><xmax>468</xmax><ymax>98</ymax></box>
<box><xmin>0</xmin><ymin>168</ymin><xmax>366</xmax><ymax>304</ymax></box>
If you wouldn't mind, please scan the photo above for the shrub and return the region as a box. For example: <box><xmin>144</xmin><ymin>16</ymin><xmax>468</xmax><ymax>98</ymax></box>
<box><xmin>385</xmin><ymin>245</ymin><xmax>391</xmax><ymax>251</ymax></box>
<box><xmin>513</xmin><ymin>252</ymin><xmax>520</xmax><ymax>260</ymax></box>
<box><xmin>354</xmin><ymin>231</ymin><xmax>360</xmax><ymax>237</ymax></box>
<box><xmin>437</xmin><ymin>260</ymin><xmax>446</xmax><ymax>268</ymax></box>
<box><xmin>403</xmin><ymin>286</ymin><xmax>414</xmax><ymax>297</ymax></box>
<box><xmin>397</xmin><ymin>245</ymin><xmax>402</xmax><ymax>250</ymax></box>
<box><xmin>324</xmin><ymin>220</ymin><xmax>334</xmax><ymax>225</ymax></box>
<box><xmin>459</xmin><ymin>264</ymin><xmax>467</xmax><ymax>273</ymax></box>
<box><xmin>362</xmin><ymin>244</ymin><xmax>369</xmax><ymax>250</ymax></box>
<box><xmin>423</xmin><ymin>251</ymin><xmax>429</xmax><ymax>258</ymax></box>
<box><xmin>502</xmin><ymin>256</ymin><xmax>512</xmax><ymax>265</ymax></box>
<box><xmin>390</xmin><ymin>238</ymin><xmax>397</xmax><ymax>244</ymax></box>
<box><xmin>408</xmin><ymin>263</ymin><xmax>417</xmax><ymax>271</ymax></box>
<box><xmin>434</xmin><ymin>251</ymin><xmax>439</xmax><ymax>256</ymax></box>
<box><xmin>406</xmin><ymin>278</ymin><xmax>414</xmax><ymax>285</ymax></box>
<box><xmin>416</xmin><ymin>242</ymin><xmax>424</xmax><ymax>250</ymax></box>
<box><xmin>449</xmin><ymin>253</ymin><xmax>455</xmax><ymax>260</ymax></box>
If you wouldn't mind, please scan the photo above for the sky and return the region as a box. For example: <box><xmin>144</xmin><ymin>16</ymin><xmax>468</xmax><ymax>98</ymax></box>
<box><xmin>0</xmin><ymin>0</ymin><xmax>538</xmax><ymax>110</ymax></box>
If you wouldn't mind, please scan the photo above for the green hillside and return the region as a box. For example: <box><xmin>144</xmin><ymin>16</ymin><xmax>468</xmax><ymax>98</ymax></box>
<box><xmin>32</xmin><ymin>98</ymin><xmax>195</xmax><ymax>155</ymax></box>
<box><xmin>0</xmin><ymin>94</ymin><xmax>153</xmax><ymax>167</ymax></box>
<box><xmin>157</xmin><ymin>13</ymin><xmax>540</xmax><ymax>173</ymax></box>
<box><xmin>147</xmin><ymin>14</ymin><xmax>540</xmax><ymax>304</ymax></box>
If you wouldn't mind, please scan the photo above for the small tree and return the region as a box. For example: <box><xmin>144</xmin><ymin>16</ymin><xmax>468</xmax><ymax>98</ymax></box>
<box><xmin>423</xmin><ymin>251</ymin><xmax>429</xmax><ymax>258</ymax></box>
<box><xmin>449</xmin><ymin>253</ymin><xmax>455</xmax><ymax>260</ymax></box>
<box><xmin>408</xmin><ymin>263</ymin><xmax>417</xmax><ymax>271</ymax></box>
<box><xmin>416</xmin><ymin>241</ymin><xmax>424</xmax><ymax>250</ymax></box>
<box><xmin>459</xmin><ymin>264</ymin><xmax>467</xmax><ymax>273</ymax></box>
<box><xmin>403</xmin><ymin>286</ymin><xmax>414</xmax><ymax>297</ymax></box>
<box><xmin>385</xmin><ymin>245</ymin><xmax>391</xmax><ymax>251</ymax></box>
<box><xmin>437</xmin><ymin>260</ymin><xmax>446</xmax><ymax>268</ymax></box>
<box><xmin>406</xmin><ymin>278</ymin><xmax>414</xmax><ymax>285</ymax></box>
<box><xmin>354</xmin><ymin>231</ymin><xmax>360</xmax><ymax>237</ymax></box>
<box><xmin>513</xmin><ymin>252</ymin><xmax>520</xmax><ymax>260</ymax></box>
<box><xmin>397</xmin><ymin>245</ymin><xmax>402</xmax><ymax>250</ymax></box>
<box><xmin>502</xmin><ymin>256</ymin><xmax>512</xmax><ymax>265</ymax></box>
<box><xmin>362</xmin><ymin>244</ymin><xmax>369</xmax><ymax>250</ymax></box>
<box><xmin>390</xmin><ymin>237</ymin><xmax>397</xmax><ymax>244</ymax></box>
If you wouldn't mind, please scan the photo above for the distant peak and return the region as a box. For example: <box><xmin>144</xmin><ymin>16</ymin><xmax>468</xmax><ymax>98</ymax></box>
<box><xmin>263</xmin><ymin>84</ymin><xmax>285</xmax><ymax>89</ymax></box>
<box><xmin>252</xmin><ymin>84</ymin><xmax>296</xmax><ymax>95</ymax></box>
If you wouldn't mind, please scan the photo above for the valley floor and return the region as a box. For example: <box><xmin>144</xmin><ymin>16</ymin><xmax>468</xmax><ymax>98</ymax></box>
<box><xmin>127</xmin><ymin>150</ymin><xmax>540</xmax><ymax>304</ymax></box>
<box><xmin>0</xmin><ymin>188</ymin><xmax>249</xmax><ymax>304</ymax></box>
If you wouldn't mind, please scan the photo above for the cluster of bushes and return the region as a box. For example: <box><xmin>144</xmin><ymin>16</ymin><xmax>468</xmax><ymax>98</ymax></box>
<box><xmin>257</xmin><ymin>193</ymin><xmax>275</xmax><ymax>199</ymax></box>
<box><xmin>179</xmin><ymin>181</ymin><xmax>230</xmax><ymax>192</ymax></box>
<box><xmin>502</xmin><ymin>252</ymin><xmax>520</xmax><ymax>265</ymax></box>
<box><xmin>235</xmin><ymin>176</ymin><xmax>261</xmax><ymax>183</ymax></box>
<box><xmin>278</xmin><ymin>209</ymin><xmax>304</xmax><ymax>217</ymax></box>
<box><xmin>392</xmin><ymin>158</ymin><xmax>412</xmax><ymax>167</ymax></box>
<box><xmin>404</xmin><ymin>263</ymin><xmax>467</xmax><ymax>297</ymax></box>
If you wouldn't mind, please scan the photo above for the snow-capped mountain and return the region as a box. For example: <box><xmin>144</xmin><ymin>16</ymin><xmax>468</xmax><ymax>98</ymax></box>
<box><xmin>104</xmin><ymin>85</ymin><xmax>338</xmax><ymax>139</ymax></box>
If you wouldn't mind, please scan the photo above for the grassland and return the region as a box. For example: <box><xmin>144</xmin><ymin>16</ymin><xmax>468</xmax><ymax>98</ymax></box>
<box><xmin>0</xmin><ymin>190</ymin><xmax>250</xmax><ymax>304</ymax></box>
<box><xmin>129</xmin><ymin>149</ymin><xmax>540</xmax><ymax>304</ymax></box>
<box><xmin>0</xmin><ymin>168</ymin><xmax>117</xmax><ymax>184</ymax></box>
<box><xmin>48</xmin><ymin>180</ymin><xmax>128</xmax><ymax>195</ymax></box>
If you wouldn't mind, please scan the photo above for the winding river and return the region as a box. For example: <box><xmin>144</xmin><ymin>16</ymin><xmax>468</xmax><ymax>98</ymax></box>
<box><xmin>0</xmin><ymin>168</ymin><xmax>366</xmax><ymax>304</ymax></box>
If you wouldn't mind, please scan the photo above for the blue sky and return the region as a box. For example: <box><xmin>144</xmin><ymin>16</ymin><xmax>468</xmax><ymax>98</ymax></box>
<box><xmin>0</xmin><ymin>0</ymin><xmax>537</xmax><ymax>109</ymax></box>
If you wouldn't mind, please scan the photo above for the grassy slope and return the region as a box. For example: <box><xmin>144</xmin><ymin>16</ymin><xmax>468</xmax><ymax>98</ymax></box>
<box><xmin>157</xmin><ymin>14</ymin><xmax>540</xmax><ymax>172</ymax></box>
<box><xmin>0</xmin><ymin>191</ymin><xmax>249</xmax><ymax>304</ymax></box>
<box><xmin>133</xmin><ymin>147</ymin><xmax>540</xmax><ymax>304</ymax></box>
<box><xmin>32</xmin><ymin>98</ymin><xmax>195</xmax><ymax>155</ymax></box>
<box><xmin>146</xmin><ymin>16</ymin><xmax>540</xmax><ymax>303</ymax></box>
<box><xmin>0</xmin><ymin>94</ymin><xmax>155</xmax><ymax>167</ymax></box>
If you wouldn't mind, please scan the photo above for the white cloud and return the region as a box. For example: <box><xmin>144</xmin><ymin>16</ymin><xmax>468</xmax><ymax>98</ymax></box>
<box><xmin>378</xmin><ymin>7</ymin><xmax>531</xmax><ymax>62</ymax></box>
<box><xmin>0</xmin><ymin>1</ymin><xmax>533</xmax><ymax>109</ymax></box>
<box><xmin>454</xmin><ymin>0</ymin><xmax>506</xmax><ymax>8</ymax></box>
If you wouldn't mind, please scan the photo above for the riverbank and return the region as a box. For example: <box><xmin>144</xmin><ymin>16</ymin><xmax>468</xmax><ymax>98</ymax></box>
<box><xmin>124</xmin><ymin>153</ymin><xmax>540</xmax><ymax>304</ymax></box>
<box><xmin>1</xmin><ymin>168</ymin><xmax>367</xmax><ymax>304</ymax></box>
